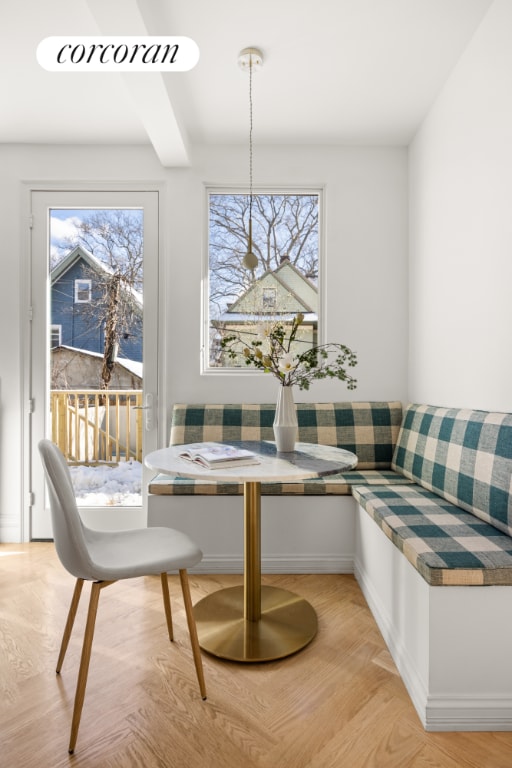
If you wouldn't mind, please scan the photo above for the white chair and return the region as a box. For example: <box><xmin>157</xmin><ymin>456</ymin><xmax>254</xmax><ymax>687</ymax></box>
<box><xmin>38</xmin><ymin>439</ymin><xmax>206</xmax><ymax>754</ymax></box>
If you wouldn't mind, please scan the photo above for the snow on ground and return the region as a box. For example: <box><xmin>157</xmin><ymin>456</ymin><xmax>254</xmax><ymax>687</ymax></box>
<box><xmin>69</xmin><ymin>460</ymin><xmax>142</xmax><ymax>506</ymax></box>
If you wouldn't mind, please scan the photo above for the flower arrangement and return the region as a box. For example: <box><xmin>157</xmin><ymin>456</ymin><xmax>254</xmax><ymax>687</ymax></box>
<box><xmin>220</xmin><ymin>312</ymin><xmax>357</xmax><ymax>390</ymax></box>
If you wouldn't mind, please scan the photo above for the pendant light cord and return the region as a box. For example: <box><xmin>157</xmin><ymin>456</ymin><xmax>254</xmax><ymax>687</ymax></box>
<box><xmin>238</xmin><ymin>46</ymin><xmax>262</xmax><ymax>273</ymax></box>
<box><xmin>248</xmin><ymin>53</ymin><xmax>253</xmax><ymax>229</ymax></box>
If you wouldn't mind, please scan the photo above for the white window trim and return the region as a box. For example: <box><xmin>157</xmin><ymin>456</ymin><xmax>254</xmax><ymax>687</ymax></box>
<box><xmin>74</xmin><ymin>278</ymin><xmax>92</xmax><ymax>303</ymax></box>
<box><xmin>201</xmin><ymin>184</ymin><xmax>325</xmax><ymax>376</ymax></box>
<box><xmin>50</xmin><ymin>325</ymin><xmax>62</xmax><ymax>348</ymax></box>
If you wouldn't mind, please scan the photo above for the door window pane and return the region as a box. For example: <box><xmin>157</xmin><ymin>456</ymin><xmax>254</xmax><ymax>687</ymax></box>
<box><xmin>49</xmin><ymin>208</ymin><xmax>144</xmax><ymax>506</ymax></box>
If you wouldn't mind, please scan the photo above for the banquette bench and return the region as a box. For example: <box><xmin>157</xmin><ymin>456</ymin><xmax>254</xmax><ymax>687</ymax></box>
<box><xmin>148</xmin><ymin>401</ymin><xmax>410</xmax><ymax>572</ymax></box>
<box><xmin>354</xmin><ymin>403</ymin><xmax>512</xmax><ymax>732</ymax></box>
<box><xmin>147</xmin><ymin>401</ymin><xmax>512</xmax><ymax>731</ymax></box>
<box><xmin>148</xmin><ymin>401</ymin><xmax>407</xmax><ymax>496</ymax></box>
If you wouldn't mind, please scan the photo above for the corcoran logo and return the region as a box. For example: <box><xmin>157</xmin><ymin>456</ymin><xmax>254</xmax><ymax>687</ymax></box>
<box><xmin>37</xmin><ymin>36</ymin><xmax>199</xmax><ymax>72</ymax></box>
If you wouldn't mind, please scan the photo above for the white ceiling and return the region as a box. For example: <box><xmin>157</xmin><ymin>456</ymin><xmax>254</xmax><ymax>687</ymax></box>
<box><xmin>0</xmin><ymin>0</ymin><xmax>493</xmax><ymax>166</ymax></box>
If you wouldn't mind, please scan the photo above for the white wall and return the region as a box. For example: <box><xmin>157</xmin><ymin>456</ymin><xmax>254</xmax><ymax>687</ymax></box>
<box><xmin>409</xmin><ymin>0</ymin><xmax>512</xmax><ymax>411</ymax></box>
<box><xmin>165</xmin><ymin>144</ymin><xmax>408</xmax><ymax>409</ymax></box>
<box><xmin>0</xmin><ymin>142</ymin><xmax>408</xmax><ymax>541</ymax></box>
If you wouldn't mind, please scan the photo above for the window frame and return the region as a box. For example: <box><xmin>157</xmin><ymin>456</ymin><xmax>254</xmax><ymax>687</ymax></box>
<box><xmin>50</xmin><ymin>325</ymin><xmax>62</xmax><ymax>348</ymax></box>
<box><xmin>201</xmin><ymin>185</ymin><xmax>325</xmax><ymax>376</ymax></box>
<box><xmin>262</xmin><ymin>287</ymin><xmax>277</xmax><ymax>309</ymax></box>
<box><xmin>74</xmin><ymin>278</ymin><xmax>92</xmax><ymax>303</ymax></box>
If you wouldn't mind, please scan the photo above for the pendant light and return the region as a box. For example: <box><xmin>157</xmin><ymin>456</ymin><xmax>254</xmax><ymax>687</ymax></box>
<box><xmin>238</xmin><ymin>47</ymin><xmax>263</xmax><ymax>274</ymax></box>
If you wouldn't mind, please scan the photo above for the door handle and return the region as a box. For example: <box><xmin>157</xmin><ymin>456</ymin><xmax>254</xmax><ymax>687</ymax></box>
<box><xmin>133</xmin><ymin>393</ymin><xmax>154</xmax><ymax>430</ymax></box>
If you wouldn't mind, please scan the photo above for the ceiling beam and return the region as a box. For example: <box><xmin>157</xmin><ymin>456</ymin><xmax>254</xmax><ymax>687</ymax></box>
<box><xmin>86</xmin><ymin>0</ymin><xmax>190</xmax><ymax>167</ymax></box>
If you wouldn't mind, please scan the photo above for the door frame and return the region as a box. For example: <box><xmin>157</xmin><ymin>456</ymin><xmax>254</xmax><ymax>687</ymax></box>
<box><xmin>22</xmin><ymin>181</ymin><xmax>166</xmax><ymax>540</ymax></box>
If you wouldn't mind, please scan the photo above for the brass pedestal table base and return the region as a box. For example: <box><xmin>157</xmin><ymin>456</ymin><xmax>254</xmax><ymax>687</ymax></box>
<box><xmin>145</xmin><ymin>444</ymin><xmax>358</xmax><ymax>663</ymax></box>
<box><xmin>193</xmin><ymin>584</ymin><xmax>318</xmax><ymax>662</ymax></box>
<box><xmin>194</xmin><ymin>480</ymin><xmax>318</xmax><ymax>662</ymax></box>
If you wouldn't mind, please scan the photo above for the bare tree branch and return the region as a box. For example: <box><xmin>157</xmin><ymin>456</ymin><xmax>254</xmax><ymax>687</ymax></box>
<box><xmin>209</xmin><ymin>193</ymin><xmax>319</xmax><ymax>318</ymax></box>
<box><xmin>58</xmin><ymin>210</ymin><xmax>143</xmax><ymax>389</ymax></box>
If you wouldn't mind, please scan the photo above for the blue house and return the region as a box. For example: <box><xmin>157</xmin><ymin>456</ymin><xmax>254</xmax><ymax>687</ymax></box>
<box><xmin>50</xmin><ymin>245</ymin><xmax>143</xmax><ymax>363</ymax></box>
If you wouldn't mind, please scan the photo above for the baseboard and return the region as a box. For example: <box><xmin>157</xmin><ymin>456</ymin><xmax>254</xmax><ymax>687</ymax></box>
<box><xmin>191</xmin><ymin>553</ymin><xmax>355</xmax><ymax>574</ymax></box>
<box><xmin>0</xmin><ymin>524</ymin><xmax>23</xmax><ymax>542</ymax></box>
<box><xmin>424</xmin><ymin>695</ymin><xmax>512</xmax><ymax>732</ymax></box>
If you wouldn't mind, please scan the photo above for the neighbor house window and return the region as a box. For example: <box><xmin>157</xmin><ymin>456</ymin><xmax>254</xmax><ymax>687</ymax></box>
<box><xmin>204</xmin><ymin>189</ymin><xmax>321</xmax><ymax>371</ymax></box>
<box><xmin>74</xmin><ymin>278</ymin><xmax>91</xmax><ymax>303</ymax></box>
<box><xmin>262</xmin><ymin>288</ymin><xmax>277</xmax><ymax>309</ymax></box>
<box><xmin>50</xmin><ymin>325</ymin><xmax>62</xmax><ymax>348</ymax></box>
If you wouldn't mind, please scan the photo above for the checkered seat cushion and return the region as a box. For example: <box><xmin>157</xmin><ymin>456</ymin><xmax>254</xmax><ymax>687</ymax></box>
<box><xmin>148</xmin><ymin>469</ymin><xmax>413</xmax><ymax>496</ymax></box>
<box><xmin>392</xmin><ymin>404</ymin><xmax>512</xmax><ymax>537</ymax></box>
<box><xmin>353</xmin><ymin>485</ymin><xmax>512</xmax><ymax>586</ymax></box>
<box><xmin>148</xmin><ymin>401</ymin><xmax>408</xmax><ymax>496</ymax></box>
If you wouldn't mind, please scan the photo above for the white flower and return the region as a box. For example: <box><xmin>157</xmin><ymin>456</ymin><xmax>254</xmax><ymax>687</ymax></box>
<box><xmin>257</xmin><ymin>322</ymin><xmax>273</xmax><ymax>340</ymax></box>
<box><xmin>278</xmin><ymin>353</ymin><xmax>298</xmax><ymax>375</ymax></box>
<box><xmin>220</xmin><ymin>312</ymin><xmax>357</xmax><ymax>391</ymax></box>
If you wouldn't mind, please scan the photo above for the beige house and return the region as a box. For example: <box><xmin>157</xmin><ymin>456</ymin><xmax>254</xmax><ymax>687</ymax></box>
<box><xmin>213</xmin><ymin>260</ymin><xmax>318</xmax><ymax>365</ymax></box>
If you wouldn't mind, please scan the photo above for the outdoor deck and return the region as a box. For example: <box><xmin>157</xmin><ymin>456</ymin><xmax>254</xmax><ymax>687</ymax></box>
<box><xmin>50</xmin><ymin>389</ymin><xmax>143</xmax><ymax>464</ymax></box>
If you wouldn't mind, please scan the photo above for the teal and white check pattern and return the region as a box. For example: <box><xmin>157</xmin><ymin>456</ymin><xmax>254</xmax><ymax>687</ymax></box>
<box><xmin>170</xmin><ymin>401</ymin><xmax>403</xmax><ymax>469</ymax></box>
<box><xmin>392</xmin><ymin>404</ymin><xmax>512</xmax><ymax>537</ymax></box>
<box><xmin>148</xmin><ymin>401</ymin><xmax>406</xmax><ymax>496</ymax></box>
<box><xmin>150</xmin><ymin>400</ymin><xmax>512</xmax><ymax>587</ymax></box>
<box><xmin>353</xmin><ymin>484</ymin><xmax>512</xmax><ymax>586</ymax></box>
<box><xmin>148</xmin><ymin>469</ymin><xmax>413</xmax><ymax>496</ymax></box>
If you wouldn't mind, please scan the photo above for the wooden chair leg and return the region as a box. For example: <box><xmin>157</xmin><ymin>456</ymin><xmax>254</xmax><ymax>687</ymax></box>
<box><xmin>68</xmin><ymin>580</ymin><xmax>113</xmax><ymax>754</ymax></box>
<box><xmin>160</xmin><ymin>573</ymin><xmax>174</xmax><ymax>641</ymax></box>
<box><xmin>179</xmin><ymin>569</ymin><xmax>207</xmax><ymax>700</ymax></box>
<box><xmin>57</xmin><ymin>578</ymin><xmax>84</xmax><ymax>674</ymax></box>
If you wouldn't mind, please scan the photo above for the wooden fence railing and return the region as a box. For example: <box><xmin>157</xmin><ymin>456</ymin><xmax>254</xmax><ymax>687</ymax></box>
<box><xmin>50</xmin><ymin>390</ymin><xmax>143</xmax><ymax>464</ymax></box>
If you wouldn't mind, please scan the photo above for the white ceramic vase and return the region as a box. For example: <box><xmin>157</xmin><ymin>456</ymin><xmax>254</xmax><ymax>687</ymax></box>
<box><xmin>273</xmin><ymin>386</ymin><xmax>298</xmax><ymax>452</ymax></box>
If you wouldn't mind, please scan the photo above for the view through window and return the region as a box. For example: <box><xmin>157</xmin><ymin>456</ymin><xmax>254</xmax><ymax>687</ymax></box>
<box><xmin>50</xmin><ymin>208</ymin><xmax>144</xmax><ymax>506</ymax></box>
<box><xmin>206</xmin><ymin>191</ymin><xmax>320</xmax><ymax>370</ymax></box>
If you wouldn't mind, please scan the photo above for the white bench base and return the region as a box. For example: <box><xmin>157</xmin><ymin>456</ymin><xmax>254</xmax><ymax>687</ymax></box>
<box><xmin>148</xmin><ymin>494</ymin><xmax>356</xmax><ymax>574</ymax></box>
<box><xmin>355</xmin><ymin>503</ymin><xmax>512</xmax><ymax>731</ymax></box>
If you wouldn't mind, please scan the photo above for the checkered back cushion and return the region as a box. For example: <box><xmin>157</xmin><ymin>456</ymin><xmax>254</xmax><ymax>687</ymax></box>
<box><xmin>392</xmin><ymin>404</ymin><xmax>512</xmax><ymax>536</ymax></box>
<box><xmin>169</xmin><ymin>401</ymin><xmax>403</xmax><ymax>470</ymax></box>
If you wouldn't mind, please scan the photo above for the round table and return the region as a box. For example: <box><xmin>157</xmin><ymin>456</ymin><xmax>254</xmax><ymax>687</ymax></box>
<box><xmin>145</xmin><ymin>441</ymin><xmax>358</xmax><ymax>663</ymax></box>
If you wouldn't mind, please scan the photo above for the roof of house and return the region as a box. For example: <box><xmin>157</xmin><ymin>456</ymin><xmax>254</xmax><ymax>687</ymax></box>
<box><xmin>226</xmin><ymin>260</ymin><xmax>318</xmax><ymax>317</ymax></box>
<box><xmin>51</xmin><ymin>245</ymin><xmax>143</xmax><ymax>307</ymax></box>
<box><xmin>53</xmin><ymin>345</ymin><xmax>143</xmax><ymax>379</ymax></box>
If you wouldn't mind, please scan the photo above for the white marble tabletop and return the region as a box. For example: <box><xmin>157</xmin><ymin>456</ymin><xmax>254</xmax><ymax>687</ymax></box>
<box><xmin>145</xmin><ymin>441</ymin><xmax>358</xmax><ymax>483</ymax></box>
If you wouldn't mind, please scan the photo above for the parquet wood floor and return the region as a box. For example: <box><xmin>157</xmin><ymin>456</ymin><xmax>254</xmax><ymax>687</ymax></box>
<box><xmin>2</xmin><ymin>543</ymin><xmax>512</xmax><ymax>767</ymax></box>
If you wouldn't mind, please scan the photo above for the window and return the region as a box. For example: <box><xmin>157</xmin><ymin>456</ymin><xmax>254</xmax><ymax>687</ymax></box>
<box><xmin>262</xmin><ymin>288</ymin><xmax>277</xmax><ymax>309</ymax></box>
<box><xmin>50</xmin><ymin>325</ymin><xmax>61</xmax><ymax>348</ymax></box>
<box><xmin>204</xmin><ymin>189</ymin><xmax>321</xmax><ymax>371</ymax></box>
<box><xmin>74</xmin><ymin>278</ymin><xmax>91</xmax><ymax>303</ymax></box>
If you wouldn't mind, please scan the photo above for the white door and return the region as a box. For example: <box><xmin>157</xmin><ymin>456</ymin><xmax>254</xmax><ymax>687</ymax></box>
<box><xmin>29</xmin><ymin>189</ymin><xmax>160</xmax><ymax>539</ymax></box>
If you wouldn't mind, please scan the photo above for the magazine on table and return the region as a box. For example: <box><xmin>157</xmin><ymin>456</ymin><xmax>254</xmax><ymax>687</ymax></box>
<box><xmin>178</xmin><ymin>442</ymin><xmax>260</xmax><ymax>469</ymax></box>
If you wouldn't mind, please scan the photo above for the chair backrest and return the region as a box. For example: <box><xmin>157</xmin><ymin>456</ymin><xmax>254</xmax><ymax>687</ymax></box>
<box><xmin>38</xmin><ymin>439</ymin><xmax>95</xmax><ymax>580</ymax></box>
